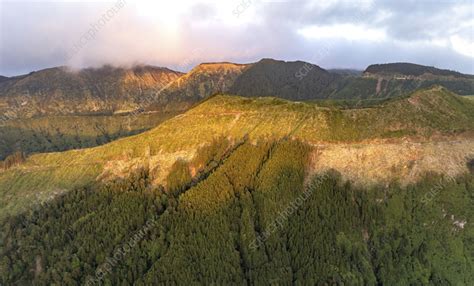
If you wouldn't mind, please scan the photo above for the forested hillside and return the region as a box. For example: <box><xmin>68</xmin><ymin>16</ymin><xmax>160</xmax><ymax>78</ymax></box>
<box><xmin>365</xmin><ymin>63</ymin><xmax>474</xmax><ymax>78</ymax></box>
<box><xmin>229</xmin><ymin>58</ymin><xmax>339</xmax><ymax>100</ymax></box>
<box><xmin>0</xmin><ymin>112</ymin><xmax>178</xmax><ymax>160</ymax></box>
<box><xmin>0</xmin><ymin>86</ymin><xmax>473</xmax><ymax>221</ymax></box>
<box><xmin>3</xmin><ymin>60</ymin><xmax>472</xmax><ymax>120</ymax></box>
<box><xmin>228</xmin><ymin>59</ymin><xmax>474</xmax><ymax>100</ymax></box>
<box><xmin>1</xmin><ymin>139</ymin><xmax>472</xmax><ymax>285</ymax></box>
<box><xmin>352</xmin><ymin>63</ymin><xmax>474</xmax><ymax>98</ymax></box>
<box><xmin>2</xmin><ymin>0</ymin><xmax>473</xmax><ymax>283</ymax></box>
<box><xmin>1</xmin><ymin>60</ymin><xmax>472</xmax><ymax>162</ymax></box>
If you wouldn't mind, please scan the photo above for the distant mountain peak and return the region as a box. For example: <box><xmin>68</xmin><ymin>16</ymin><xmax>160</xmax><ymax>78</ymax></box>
<box><xmin>364</xmin><ymin>62</ymin><xmax>472</xmax><ymax>79</ymax></box>
<box><xmin>258</xmin><ymin>58</ymin><xmax>322</xmax><ymax>67</ymax></box>
<box><xmin>191</xmin><ymin>62</ymin><xmax>251</xmax><ymax>74</ymax></box>
<box><xmin>0</xmin><ymin>65</ymin><xmax>184</xmax><ymax>118</ymax></box>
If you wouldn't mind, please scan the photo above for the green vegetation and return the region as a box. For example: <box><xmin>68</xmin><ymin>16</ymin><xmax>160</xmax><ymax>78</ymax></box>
<box><xmin>1</xmin><ymin>139</ymin><xmax>472</xmax><ymax>285</ymax></box>
<box><xmin>330</xmin><ymin>77</ymin><xmax>379</xmax><ymax>99</ymax></box>
<box><xmin>0</xmin><ymin>112</ymin><xmax>178</xmax><ymax>160</ymax></box>
<box><xmin>332</xmin><ymin>76</ymin><xmax>474</xmax><ymax>99</ymax></box>
<box><xmin>365</xmin><ymin>62</ymin><xmax>473</xmax><ymax>78</ymax></box>
<box><xmin>1</xmin><ymin>61</ymin><xmax>472</xmax><ymax>284</ymax></box>
<box><xmin>310</xmin><ymin>94</ymin><xmax>397</xmax><ymax>109</ymax></box>
<box><xmin>229</xmin><ymin>59</ymin><xmax>474</xmax><ymax>100</ymax></box>
<box><xmin>0</xmin><ymin>86</ymin><xmax>473</xmax><ymax>221</ymax></box>
<box><xmin>229</xmin><ymin>58</ymin><xmax>338</xmax><ymax>100</ymax></box>
<box><xmin>0</xmin><ymin>151</ymin><xmax>25</xmax><ymax>170</ymax></box>
<box><xmin>0</xmin><ymin>65</ymin><xmax>183</xmax><ymax>118</ymax></box>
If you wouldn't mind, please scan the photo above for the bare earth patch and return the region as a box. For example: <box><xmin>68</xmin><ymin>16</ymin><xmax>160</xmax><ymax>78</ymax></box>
<box><xmin>309</xmin><ymin>137</ymin><xmax>474</xmax><ymax>186</ymax></box>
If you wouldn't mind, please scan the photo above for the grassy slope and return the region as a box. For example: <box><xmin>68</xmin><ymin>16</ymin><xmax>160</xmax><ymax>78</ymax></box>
<box><xmin>0</xmin><ymin>112</ymin><xmax>179</xmax><ymax>160</ymax></box>
<box><xmin>332</xmin><ymin>76</ymin><xmax>474</xmax><ymax>100</ymax></box>
<box><xmin>0</xmin><ymin>86</ymin><xmax>473</xmax><ymax>219</ymax></box>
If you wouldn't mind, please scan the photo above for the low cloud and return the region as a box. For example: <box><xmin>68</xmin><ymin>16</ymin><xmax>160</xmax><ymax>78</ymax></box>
<box><xmin>0</xmin><ymin>0</ymin><xmax>472</xmax><ymax>76</ymax></box>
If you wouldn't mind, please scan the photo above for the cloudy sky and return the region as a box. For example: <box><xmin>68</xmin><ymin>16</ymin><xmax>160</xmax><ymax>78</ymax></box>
<box><xmin>0</xmin><ymin>0</ymin><xmax>473</xmax><ymax>76</ymax></box>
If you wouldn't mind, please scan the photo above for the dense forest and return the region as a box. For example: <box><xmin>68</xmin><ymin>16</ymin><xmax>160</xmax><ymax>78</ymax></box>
<box><xmin>365</xmin><ymin>63</ymin><xmax>473</xmax><ymax>78</ymax></box>
<box><xmin>1</xmin><ymin>139</ymin><xmax>473</xmax><ymax>285</ymax></box>
<box><xmin>0</xmin><ymin>112</ymin><xmax>177</xmax><ymax>160</ymax></box>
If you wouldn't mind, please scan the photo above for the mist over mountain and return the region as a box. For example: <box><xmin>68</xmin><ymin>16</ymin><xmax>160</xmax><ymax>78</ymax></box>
<box><xmin>149</xmin><ymin>62</ymin><xmax>250</xmax><ymax>112</ymax></box>
<box><xmin>2</xmin><ymin>59</ymin><xmax>472</xmax><ymax>121</ymax></box>
<box><xmin>0</xmin><ymin>65</ymin><xmax>183</xmax><ymax>119</ymax></box>
<box><xmin>2</xmin><ymin>0</ymin><xmax>474</xmax><ymax>284</ymax></box>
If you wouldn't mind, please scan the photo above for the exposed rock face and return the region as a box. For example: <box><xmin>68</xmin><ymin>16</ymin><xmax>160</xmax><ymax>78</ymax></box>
<box><xmin>309</xmin><ymin>139</ymin><xmax>474</xmax><ymax>187</ymax></box>
<box><xmin>360</xmin><ymin>63</ymin><xmax>474</xmax><ymax>97</ymax></box>
<box><xmin>0</xmin><ymin>65</ymin><xmax>183</xmax><ymax>118</ymax></box>
<box><xmin>149</xmin><ymin>62</ymin><xmax>250</xmax><ymax>111</ymax></box>
<box><xmin>2</xmin><ymin>60</ymin><xmax>473</xmax><ymax>120</ymax></box>
<box><xmin>1</xmin><ymin>86</ymin><xmax>473</xmax><ymax>219</ymax></box>
<box><xmin>227</xmin><ymin>60</ymin><xmax>474</xmax><ymax>100</ymax></box>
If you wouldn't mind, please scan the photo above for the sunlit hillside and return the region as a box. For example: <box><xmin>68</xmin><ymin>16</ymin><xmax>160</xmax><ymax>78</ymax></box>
<box><xmin>0</xmin><ymin>86</ymin><xmax>473</xmax><ymax>220</ymax></box>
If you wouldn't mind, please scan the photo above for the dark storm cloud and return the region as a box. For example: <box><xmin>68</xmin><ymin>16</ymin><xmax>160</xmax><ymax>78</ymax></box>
<box><xmin>0</xmin><ymin>0</ymin><xmax>472</xmax><ymax>76</ymax></box>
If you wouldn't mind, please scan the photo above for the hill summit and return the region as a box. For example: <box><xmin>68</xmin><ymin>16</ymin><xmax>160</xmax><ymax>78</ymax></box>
<box><xmin>0</xmin><ymin>86</ymin><xmax>472</xmax><ymax>220</ymax></box>
<box><xmin>364</xmin><ymin>62</ymin><xmax>473</xmax><ymax>79</ymax></box>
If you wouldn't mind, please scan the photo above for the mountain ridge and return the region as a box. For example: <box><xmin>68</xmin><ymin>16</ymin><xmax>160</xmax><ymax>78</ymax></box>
<box><xmin>0</xmin><ymin>65</ymin><xmax>184</xmax><ymax>118</ymax></box>
<box><xmin>228</xmin><ymin>58</ymin><xmax>340</xmax><ymax>100</ymax></box>
<box><xmin>2</xmin><ymin>59</ymin><xmax>473</xmax><ymax>120</ymax></box>
<box><xmin>364</xmin><ymin>62</ymin><xmax>474</xmax><ymax>79</ymax></box>
<box><xmin>1</xmin><ymin>86</ymin><xmax>472</xmax><ymax>220</ymax></box>
<box><xmin>1</xmin><ymin>59</ymin><xmax>473</xmax><ymax>162</ymax></box>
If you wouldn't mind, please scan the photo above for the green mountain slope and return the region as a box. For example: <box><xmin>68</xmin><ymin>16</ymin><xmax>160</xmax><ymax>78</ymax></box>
<box><xmin>1</xmin><ymin>60</ymin><xmax>472</xmax><ymax>161</ymax></box>
<box><xmin>0</xmin><ymin>65</ymin><xmax>183</xmax><ymax>118</ymax></box>
<box><xmin>227</xmin><ymin>59</ymin><xmax>474</xmax><ymax>101</ymax></box>
<box><xmin>0</xmin><ymin>86</ymin><xmax>473</xmax><ymax>220</ymax></box>
<box><xmin>365</xmin><ymin>62</ymin><xmax>474</xmax><ymax>78</ymax></box>
<box><xmin>0</xmin><ymin>112</ymin><xmax>179</xmax><ymax>160</ymax></box>
<box><xmin>0</xmin><ymin>63</ymin><xmax>249</xmax><ymax>160</ymax></box>
<box><xmin>2</xmin><ymin>61</ymin><xmax>472</xmax><ymax>119</ymax></box>
<box><xmin>228</xmin><ymin>58</ymin><xmax>340</xmax><ymax>100</ymax></box>
<box><xmin>1</xmin><ymin>139</ymin><xmax>473</xmax><ymax>285</ymax></box>
<box><xmin>0</xmin><ymin>65</ymin><xmax>185</xmax><ymax>159</ymax></box>
<box><xmin>346</xmin><ymin>62</ymin><xmax>474</xmax><ymax>99</ymax></box>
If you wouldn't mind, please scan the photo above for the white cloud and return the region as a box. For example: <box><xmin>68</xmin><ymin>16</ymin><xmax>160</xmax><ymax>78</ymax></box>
<box><xmin>0</xmin><ymin>0</ymin><xmax>473</xmax><ymax>75</ymax></box>
<box><xmin>297</xmin><ymin>24</ymin><xmax>387</xmax><ymax>42</ymax></box>
<box><xmin>450</xmin><ymin>35</ymin><xmax>474</xmax><ymax>58</ymax></box>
